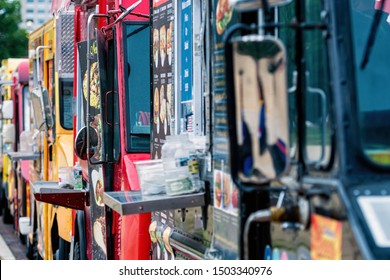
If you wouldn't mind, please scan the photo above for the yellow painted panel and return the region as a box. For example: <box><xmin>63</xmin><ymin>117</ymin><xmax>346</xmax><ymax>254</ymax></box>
<box><xmin>57</xmin><ymin>207</ymin><xmax>72</xmax><ymax>242</ymax></box>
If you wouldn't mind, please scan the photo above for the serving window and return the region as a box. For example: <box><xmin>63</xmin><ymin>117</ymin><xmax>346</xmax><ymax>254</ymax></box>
<box><xmin>123</xmin><ymin>22</ymin><xmax>151</xmax><ymax>153</ymax></box>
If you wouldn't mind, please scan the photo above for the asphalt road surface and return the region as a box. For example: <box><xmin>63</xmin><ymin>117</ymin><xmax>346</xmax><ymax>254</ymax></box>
<box><xmin>0</xmin><ymin>217</ymin><xmax>28</xmax><ymax>260</ymax></box>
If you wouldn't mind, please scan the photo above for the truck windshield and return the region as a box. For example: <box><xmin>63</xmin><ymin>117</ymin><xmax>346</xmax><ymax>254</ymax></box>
<box><xmin>351</xmin><ymin>1</ymin><xmax>390</xmax><ymax>166</ymax></box>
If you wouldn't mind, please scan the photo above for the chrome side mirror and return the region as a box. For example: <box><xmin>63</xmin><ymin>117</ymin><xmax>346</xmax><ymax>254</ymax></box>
<box><xmin>226</xmin><ymin>36</ymin><xmax>289</xmax><ymax>185</ymax></box>
<box><xmin>74</xmin><ymin>126</ymin><xmax>99</xmax><ymax>161</ymax></box>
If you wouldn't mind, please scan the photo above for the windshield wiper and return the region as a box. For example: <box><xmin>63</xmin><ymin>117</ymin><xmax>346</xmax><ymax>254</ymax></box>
<box><xmin>360</xmin><ymin>0</ymin><xmax>386</xmax><ymax>70</ymax></box>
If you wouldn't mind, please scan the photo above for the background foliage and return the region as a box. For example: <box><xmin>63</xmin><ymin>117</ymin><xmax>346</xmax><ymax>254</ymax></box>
<box><xmin>0</xmin><ymin>0</ymin><xmax>28</xmax><ymax>61</ymax></box>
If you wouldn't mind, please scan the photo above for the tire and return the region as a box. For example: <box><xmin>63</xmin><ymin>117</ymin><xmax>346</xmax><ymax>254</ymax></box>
<box><xmin>73</xmin><ymin>241</ymin><xmax>81</xmax><ymax>260</ymax></box>
<box><xmin>76</xmin><ymin>210</ymin><xmax>87</xmax><ymax>260</ymax></box>
<box><xmin>26</xmin><ymin>236</ymin><xmax>33</xmax><ymax>260</ymax></box>
<box><xmin>2</xmin><ymin>191</ymin><xmax>12</xmax><ymax>224</ymax></box>
<box><xmin>19</xmin><ymin>232</ymin><xmax>27</xmax><ymax>245</ymax></box>
<box><xmin>0</xmin><ymin>174</ymin><xmax>3</xmax><ymax>216</ymax></box>
<box><xmin>57</xmin><ymin>237</ymin><xmax>70</xmax><ymax>260</ymax></box>
<box><xmin>27</xmin><ymin>230</ymin><xmax>42</xmax><ymax>260</ymax></box>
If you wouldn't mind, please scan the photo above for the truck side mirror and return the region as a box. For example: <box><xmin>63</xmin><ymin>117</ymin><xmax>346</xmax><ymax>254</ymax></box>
<box><xmin>226</xmin><ymin>36</ymin><xmax>289</xmax><ymax>185</ymax></box>
<box><xmin>2</xmin><ymin>100</ymin><xmax>14</xmax><ymax>119</ymax></box>
<box><xmin>31</xmin><ymin>87</ymin><xmax>53</xmax><ymax>131</ymax></box>
<box><xmin>74</xmin><ymin>126</ymin><xmax>99</xmax><ymax>160</ymax></box>
<box><xmin>41</xmin><ymin>88</ymin><xmax>54</xmax><ymax>130</ymax></box>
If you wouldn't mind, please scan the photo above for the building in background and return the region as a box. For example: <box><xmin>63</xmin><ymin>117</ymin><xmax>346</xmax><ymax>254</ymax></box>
<box><xmin>20</xmin><ymin>0</ymin><xmax>53</xmax><ymax>32</ymax></box>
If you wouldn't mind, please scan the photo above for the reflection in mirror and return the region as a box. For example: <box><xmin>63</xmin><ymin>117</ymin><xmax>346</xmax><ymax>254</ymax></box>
<box><xmin>41</xmin><ymin>88</ymin><xmax>54</xmax><ymax>130</ymax></box>
<box><xmin>230</xmin><ymin>36</ymin><xmax>289</xmax><ymax>183</ymax></box>
<box><xmin>74</xmin><ymin>126</ymin><xmax>99</xmax><ymax>160</ymax></box>
<box><xmin>228</xmin><ymin>0</ymin><xmax>292</xmax><ymax>12</ymax></box>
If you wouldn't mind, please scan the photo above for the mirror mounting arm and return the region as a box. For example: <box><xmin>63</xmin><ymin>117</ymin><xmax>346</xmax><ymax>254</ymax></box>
<box><xmin>35</xmin><ymin>46</ymin><xmax>51</xmax><ymax>87</ymax></box>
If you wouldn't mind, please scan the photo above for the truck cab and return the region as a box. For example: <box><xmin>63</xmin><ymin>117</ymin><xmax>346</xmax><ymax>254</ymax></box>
<box><xmin>223</xmin><ymin>0</ymin><xmax>390</xmax><ymax>260</ymax></box>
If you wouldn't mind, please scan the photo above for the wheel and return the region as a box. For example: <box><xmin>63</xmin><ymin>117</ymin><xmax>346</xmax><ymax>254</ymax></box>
<box><xmin>19</xmin><ymin>232</ymin><xmax>27</xmax><ymax>245</ymax></box>
<box><xmin>1</xmin><ymin>190</ymin><xmax>12</xmax><ymax>224</ymax></box>
<box><xmin>26</xmin><ymin>236</ymin><xmax>33</xmax><ymax>259</ymax></box>
<box><xmin>27</xmin><ymin>230</ymin><xmax>42</xmax><ymax>260</ymax></box>
<box><xmin>73</xmin><ymin>241</ymin><xmax>81</xmax><ymax>260</ymax></box>
<box><xmin>0</xmin><ymin>174</ymin><xmax>3</xmax><ymax>216</ymax></box>
<box><xmin>32</xmin><ymin>229</ymin><xmax>41</xmax><ymax>260</ymax></box>
<box><xmin>56</xmin><ymin>237</ymin><xmax>70</xmax><ymax>260</ymax></box>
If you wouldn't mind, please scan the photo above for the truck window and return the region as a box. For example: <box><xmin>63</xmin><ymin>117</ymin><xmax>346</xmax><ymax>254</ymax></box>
<box><xmin>123</xmin><ymin>22</ymin><xmax>151</xmax><ymax>153</ymax></box>
<box><xmin>22</xmin><ymin>86</ymin><xmax>31</xmax><ymax>131</ymax></box>
<box><xmin>279</xmin><ymin>2</ymin><xmax>332</xmax><ymax>166</ymax></box>
<box><xmin>351</xmin><ymin>1</ymin><xmax>390</xmax><ymax>166</ymax></box>
<box><xmin>59</xmin><ymin>79</ymin><xmax>73</xmax><ymax>130</ymax></box>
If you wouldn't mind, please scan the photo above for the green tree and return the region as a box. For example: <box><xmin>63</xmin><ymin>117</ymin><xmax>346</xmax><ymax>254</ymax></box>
<box><xmin>0</xmin><ymin>0</ymin><xmax>28</xmax><ymax>61</ymax></box>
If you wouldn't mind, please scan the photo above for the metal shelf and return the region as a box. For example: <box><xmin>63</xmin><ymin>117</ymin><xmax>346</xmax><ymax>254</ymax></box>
<box><xmin>103</xmin><ymin>191</ymin><xmax>206</xmax><ymax>215</ymax></box>
<box><xmin>32</xmin><ymin>181</ymin><xmax>88</xmax><ymax>210</ymax></box>
<box><xmin>6</xmin><ymin>151</ymin><xmax>40</xmax><ymax>161</ymax></box>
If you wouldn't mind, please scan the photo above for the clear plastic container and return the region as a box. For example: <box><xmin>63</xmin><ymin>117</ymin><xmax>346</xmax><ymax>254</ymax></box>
<box><xmin>19</xmin><ymin>131</ymin><xmax>34</xmax><ymax>152</ymax></box>
<box><xmin>58</xmin><ymin>167</ymin><xmax>73</xmax><ymax>188</ymax></box>
<box><xmin>73</xmin><ymin>162</ymin><xmax>83</xmax><ymax>190</ymax></box>
<box><xmin>135</xmin><ymin>160</ymin><xmax>166</xmax><ymax>195</ymax></box>
<box><xmin>162</xmin><ymin>134</ymin><xmax>201</xmax><ymax>195</ymax></box>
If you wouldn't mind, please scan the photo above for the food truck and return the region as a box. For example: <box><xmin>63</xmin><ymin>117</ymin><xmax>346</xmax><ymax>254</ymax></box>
<box><xmin>221</xmin><ymin>0</ymin><xmax>390</xmax><ymax>260</ymax></box>
<box><xmin>0</xmin><ymin>58</ymin><xmax>29</xmax><ymax>233</ymax></box>
<box><xmin>26</xmin><ymin>13</ymin><xmax>75</xmax><ymax>260</ymax></box>
<box><xmin>103</xmin><ymin>0</ymin><xmax>390</xmax><ymax>260</ymax></box>
<box><xmin>33</xmin><ymin>0</ymin><xmax>152</xmax><ymax>260</ymax></box>
<box><xmin>31</xmin><ymin>0</ymin><xmax>390</xmax><ymax>260</ymax></box>
<box><xmin>2</xmin><ymin>60</ymin><xmax>34</xmax><ymax>246</ymax></box>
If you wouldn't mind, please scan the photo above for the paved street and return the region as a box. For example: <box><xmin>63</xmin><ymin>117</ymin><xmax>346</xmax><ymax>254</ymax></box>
<box><xmin>0</xmin><ymin>218</ymin><xmax>28</xmax><ymax>260</ymax></box>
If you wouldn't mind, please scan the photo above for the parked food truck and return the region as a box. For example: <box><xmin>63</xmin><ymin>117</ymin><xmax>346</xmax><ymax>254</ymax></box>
<box><xmin>1</xmin><ymin>59</ymin><xmax>34</xmax><ymax>247</ymax></box>
<box><xmin>0</xmin><ymin>59</ymin><xmax>31</xmax><ymax>234</ymax></box>
<box><xmin>25</xmin><ymin>12</ymin><xmax>75</xmax><ymax>260</ymax></box>
<box><xmin>102</xmin><ymin>0</ymin><xmax>390</xmax><ymax>260</ymax></box>
<box><xmin>30</xmin><ymin>0</ymin><xmax>390</xmax><ymax>260</ymax></box>
<box><xmin>221</xmin><ymin>0</ymin><xmax>390</xmax><ymax>260</ymax></box>
<box><xmin>33</xmin><ymin>0</ymin><xmax>152</xmax><ymax>260</ymax></box>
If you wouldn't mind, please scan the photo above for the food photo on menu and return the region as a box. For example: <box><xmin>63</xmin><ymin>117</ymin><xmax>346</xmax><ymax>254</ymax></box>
<box><xmin>167</xmin><ymin>21</ymin><xmax>173</xmax><ymax>66</ymax></box>
<box><xmin>216</xmin><ymin>0</ymin><xmax>233</xmax><ymax>35</ymax></box>
<box><xmin>154</xmin><ymin>28</ymin><xmax>159</xmax><ymax>68</ymax></box>
<box><xmin>154</xmin><ymin>87</ymin><xmax>160</xmax><ymax>133</ymax></box>
<box><xmin>160</xmin><ymin>25</ymin><xmax>167</xmax><ymax>67</ymax></box>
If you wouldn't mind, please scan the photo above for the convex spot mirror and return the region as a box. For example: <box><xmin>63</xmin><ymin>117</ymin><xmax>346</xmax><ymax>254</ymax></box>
<box><xmin>228</xmin><ymin>0</ymin><xmax>292</xmax><ymax>12</ymax></box>
<box><xmin>41</xmin><ymin>87</ymin><xmax>54</xmax><ymax>130</ymax></box>
<box><xmin>74</xmin><ymin>126</ymin><xmax>99</xmax><ymax>160</ymax></box>
<box><xmin>227</xmin><ymin>36</ymin><xmax>289</xmax><ymax>184</ymax></box>
<box><xmin>2</xmin><ymin>100</ymin><xmax>14</xmax><ymax>119</ymax></box>
<box><xmin>31</xmin><ymin>87</ymin><xmax>53</xmax><ymax>131</ymax></box>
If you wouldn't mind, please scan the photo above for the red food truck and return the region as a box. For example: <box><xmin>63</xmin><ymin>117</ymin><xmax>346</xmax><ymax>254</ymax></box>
<box><xmin>34</xmin><ymin>0</ymin><xmax>152</xmax><ymax>260</ymax></box>
<box><xmin>32</xmin><ymin>0</ymin><xmax>390</xmax><ymax>260</ymax></box>
<box><xmin>0</xmin><ymin>59</ymin><xmax>34</xmax><ymax>245</ymax></box>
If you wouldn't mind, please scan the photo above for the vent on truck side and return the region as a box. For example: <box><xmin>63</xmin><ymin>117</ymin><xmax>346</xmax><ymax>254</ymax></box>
<box><xmin>56</xmin><ymin>13</ymin><xmax>75</xmax><ymax>78</ymax></box>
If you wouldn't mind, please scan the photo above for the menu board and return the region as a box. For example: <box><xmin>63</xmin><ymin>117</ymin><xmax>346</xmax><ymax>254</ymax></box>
<box><xmin>211</xmin><ymin>0</ymin><xmax>240</xmax><ymax>260</ymax></box>
<box><xmin>152</xmin><ymin>0</ymin><xmax>174</xmax><ymax>159</ymax></box>
<box><xmin>151</xmin><ymin>0</ymin><xmax>175</xmax><ymax>260</ymax></box>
